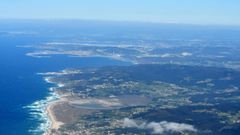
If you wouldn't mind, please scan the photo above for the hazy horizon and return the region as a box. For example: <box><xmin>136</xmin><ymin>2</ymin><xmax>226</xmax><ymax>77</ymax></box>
<box><xmin>1</xmin><ymin>0</ymin><xmax>240</xmax><ymax>26</ymax></box>
<box><xmin>1</xmin><ymin>19</ymin><xmax>240</xmax><ymax>28</ymax></box>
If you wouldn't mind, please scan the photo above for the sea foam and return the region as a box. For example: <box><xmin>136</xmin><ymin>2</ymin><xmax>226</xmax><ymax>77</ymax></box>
<box><xmin>24</xmin><ymin>91</ymin><xmax>60</xmax><ymax>135</ymax></box>
<box><xmin>25</xmin><ymin>71</ymin><xmax>67</xmax><ymax>134</ymax></box>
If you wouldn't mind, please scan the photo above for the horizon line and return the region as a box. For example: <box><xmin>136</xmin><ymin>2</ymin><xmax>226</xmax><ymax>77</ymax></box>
<box><xmin>0</xmin><ymin>18</ymin><xmax>240</xmax><ymax>28</ymax></box>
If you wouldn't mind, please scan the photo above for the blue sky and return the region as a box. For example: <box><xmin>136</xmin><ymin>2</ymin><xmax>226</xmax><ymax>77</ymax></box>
<box><xmin>0</xmin><ymin>0</ymin><xmax>240</xmax><ymax>25</ymax></box>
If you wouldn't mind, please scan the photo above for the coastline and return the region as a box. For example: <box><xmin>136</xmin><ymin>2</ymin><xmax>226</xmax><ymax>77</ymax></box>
<box><xmin>25</xmin><ymin>74</ymin><xmax>66</xmax><ymax>135</ymax></box>
<box><xmin>46</xmin><ymin>97</ymin><xmax>65</xmax><ymax>135</ymax></box>
<box><xmin>25</xmin><ymin>91</ymin><xmax>60</xmax><ymax>135</ymax></box>
<box><xmin>44</xmin><ymin>77</ymin><xmax>67</xmax><ymax>135</ymax></box>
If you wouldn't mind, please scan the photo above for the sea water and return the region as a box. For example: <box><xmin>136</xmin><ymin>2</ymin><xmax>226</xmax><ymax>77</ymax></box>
<box><xmin>0</xmin><ymin>35</ymin><xmax>130</xmax><ymax>135</ymax></box>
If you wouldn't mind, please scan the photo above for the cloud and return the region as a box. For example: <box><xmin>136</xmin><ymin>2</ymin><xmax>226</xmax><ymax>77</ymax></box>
<box><xmin>123</xmin><ymin>117</ymin><xmax>139</xmax><ymax>127</ymax></box>
<box><xmin>123</xmin><ymin>118</ymin><xmax>197</xmax><ymax>134</ymax></box>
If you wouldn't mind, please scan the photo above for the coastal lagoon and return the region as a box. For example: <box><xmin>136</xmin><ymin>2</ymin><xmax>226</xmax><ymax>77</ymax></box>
<box><xmin>0</xmin><ymin>33</ymin><xmax>130</xmax><ymax>134</ymax></box>
<box><xmin>1</xmin><ymin>21</ymin><xmax>240</xmax><ymax>135</ymax></box>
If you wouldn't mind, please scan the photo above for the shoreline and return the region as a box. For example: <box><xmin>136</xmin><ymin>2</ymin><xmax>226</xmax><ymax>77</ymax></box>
<box><xmin>42</xmin><ymin>76</ymin><xmax>66</xmax><ymax>135</ymax></box>
<box><xmin>46</xmin><ymin>97</ymin><xmax>65</xmax><ymax>135</ymax></box>
<box><xmin>25</xmin><ymin>91</ymin><xmax>60</xmax><ymax>135</ymax></box>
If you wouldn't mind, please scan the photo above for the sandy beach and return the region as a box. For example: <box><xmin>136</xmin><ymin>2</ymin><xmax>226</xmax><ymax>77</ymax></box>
<box><xmin>46</xmin><ymin>98</ymin><xmax>65</xmax><ymax>135</ymax></box>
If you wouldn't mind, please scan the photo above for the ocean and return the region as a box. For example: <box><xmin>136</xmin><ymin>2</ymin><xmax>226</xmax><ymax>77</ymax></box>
<box><xmin>2</xmin><ymin>20</ymin><xmax>239</xmax><ymax>135</ymax></box>
<box><xmin>0</xmin><ymin>35</ymin><xmax>130</xmax><ymax>135</ymax></box>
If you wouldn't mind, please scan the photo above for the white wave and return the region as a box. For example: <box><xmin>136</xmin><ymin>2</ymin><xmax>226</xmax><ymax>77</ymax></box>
<box><xmin>24</xmin><ymin>92</ymin><xmax>60</xmax><ymax>135</ymax></box>
<box><xmin>57</xmin><ymin>83</ymin><xmax>65</xmax><ymax>88</ymax></box>
<box><xmin>181</xmin><ymin>52</ymin><xmax>192</xmax><ymax>57</ymax></box>
<box><xmin>44</xmin><ymin>77</ymin><xmax>53</xmax><ymax>83</ymax></box>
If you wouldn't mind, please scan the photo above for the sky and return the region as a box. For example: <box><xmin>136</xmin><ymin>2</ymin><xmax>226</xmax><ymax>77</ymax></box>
<box><xmin>0</xmin><ymin>0</ymin><xmax>240</xmax><ymax>26</ymax></box>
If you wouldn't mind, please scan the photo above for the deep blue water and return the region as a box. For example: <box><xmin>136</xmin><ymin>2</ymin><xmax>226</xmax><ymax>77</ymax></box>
<box><xmin>0</xmin><ymin>36</ymin><xmax>130</xmax><ymax>135</ymax></box>
<box><xmin>1</xmin><ymin>21</ymin><xmax>239</xmax><ymax>135</ymax></box>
